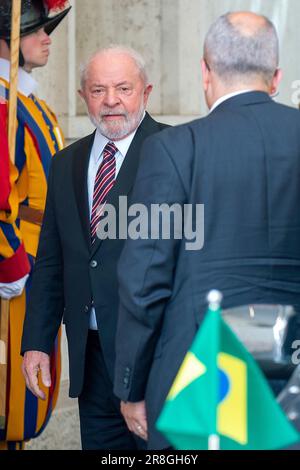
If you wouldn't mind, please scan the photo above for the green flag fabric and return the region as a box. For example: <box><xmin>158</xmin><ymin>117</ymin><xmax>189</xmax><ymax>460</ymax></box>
<box><xmin>156</xmin><ymin>302</ymin><xmax>300</xmax><ymax>450</ymax></box>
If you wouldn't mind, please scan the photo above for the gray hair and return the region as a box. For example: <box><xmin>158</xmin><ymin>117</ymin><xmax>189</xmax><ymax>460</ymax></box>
<box><xmin>80</xmin><ymin>45</ymin><xmax>149</xmax><ymax>89</ymax></box>
<box><xmin>204</xmin><ymin>13</ymin><xmax>279</xmax><ymax>85</ymax></box>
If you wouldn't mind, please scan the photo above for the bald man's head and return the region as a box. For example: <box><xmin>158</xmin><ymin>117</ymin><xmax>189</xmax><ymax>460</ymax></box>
<box><xmin>229</xmin><ymin>11</ymin><xmax>270</xmax><ymax>36</ymax></box>
<box><xmin>203</xmin><ymin>11</ymin><xmax>279</xmax><ymax>86</ymax></box>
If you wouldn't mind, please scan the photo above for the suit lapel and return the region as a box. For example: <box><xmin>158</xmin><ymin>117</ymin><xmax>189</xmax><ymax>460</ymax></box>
<box><xmin>91</xmin><ymin>113</ymin><xmax>161</xmax><ymax>256</ymax></box>
<box><xmin>72</xmin><ymin>132</ymin><xmax>95</xmax><ymax>250</ymax></box>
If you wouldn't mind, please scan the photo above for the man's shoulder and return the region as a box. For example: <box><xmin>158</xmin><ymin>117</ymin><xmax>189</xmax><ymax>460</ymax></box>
<box><xmin>140</xmin><ymin>113</ymin><xmax>170</xmax><ymax>136</ymax></box>
<box><xmin>52</xmin><ymin>132</ymin><xmax>95</xmax><ymax>165</ymax></box>
<box><xmin>153</xmin><ymin>118</ymin><xmax>169</xmax><ymax>132</ymax></box>
<box><xmin>144</xmin><ymin>116</ymin><xmax>203</xmax><ymax>147</ymax></box>
<box><xmin>38</xmin><ymin>98</ymin><xmax>58</xmax><ymax>122</ymax></box>
<box><xmin>138</xmin><ymin>118</ymin><xmax>204</xmax><ymax>175</ymax></box>
<box><xmin>270</xmin><ymin>100</ymin><xmax>300</xmax><ymax>120</ymax></box>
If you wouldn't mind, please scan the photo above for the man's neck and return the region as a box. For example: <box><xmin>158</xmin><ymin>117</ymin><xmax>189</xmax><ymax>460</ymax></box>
<box><xmin>22</xmin><ymin>64</ymin><xmax>33</xmax><ymax>73</ymax></box>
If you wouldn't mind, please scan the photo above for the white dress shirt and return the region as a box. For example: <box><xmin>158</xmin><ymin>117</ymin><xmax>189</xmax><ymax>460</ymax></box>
<box><xmin>88</xmin><ymin>119</ymin><xmax>144</xmax><ymax>330</ymax></box>
<box><xmin>0</xmin><ymin>59</ymin><xmax>36</xmax><ymax>299</ymax></box>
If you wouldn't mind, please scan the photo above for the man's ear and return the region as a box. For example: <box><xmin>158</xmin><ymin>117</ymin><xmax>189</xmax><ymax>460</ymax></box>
<box><xmin>201</xmin><ymin>58</ymin><xmax>210</xmax><ymax>93</ymax></box>
<box><xmin>78</xmin><ymin>89</ymin><xmax>85</xmax><ymax>101</ymax></box>
<box><xmin>143</xmin><ymin>84</ymin><xmax>153</xmax><ymax>106</ymax></box>
<box><xmin>270</xmin><ymin>68</ymin><xmax>283</xmax><ymax>96</ymax></box>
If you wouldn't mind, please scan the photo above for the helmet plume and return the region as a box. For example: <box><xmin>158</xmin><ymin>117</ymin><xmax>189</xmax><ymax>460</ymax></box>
<box><xmin>44</xmin><ymin>0</ymin><xmax>69</xmax><ymax>11</ymax></box>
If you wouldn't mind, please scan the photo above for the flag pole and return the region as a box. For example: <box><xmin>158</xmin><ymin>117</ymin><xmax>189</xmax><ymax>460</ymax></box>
<box><xmin>0</xmin><ymin>0</ymin><xmax>21</xmax><ymax>430</ymax></box>
<box><xmin>208</xmin><ymin>434</ymin><xmax>220</xmax><ymax>450</ymax></box>
<box><xmin>207</xmin><ymin>290</ymin><xmax>223</xmax><ymax>451</ymax></box>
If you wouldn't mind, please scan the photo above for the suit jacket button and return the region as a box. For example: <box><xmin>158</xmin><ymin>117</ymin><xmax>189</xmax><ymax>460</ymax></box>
<box><xmin>84</xmin><ymin>305</ymin><xmax>89</xmax><ymax>313</ymax></box>
<box><xmin>123</xmin><ymin>377</ymin><xmax>129</xmax><ymax>386</ymax></box>
<box><xmin>90</xmin><ymin>260</ymin><xmax>98</xmax><ymax>268</ymax></box>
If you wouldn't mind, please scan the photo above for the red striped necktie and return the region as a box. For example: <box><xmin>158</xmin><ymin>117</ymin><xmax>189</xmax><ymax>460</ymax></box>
<box><xmin>90</xmin><ymin>141</ymin><xmax>118</xmax><ymax>244</ymax></box>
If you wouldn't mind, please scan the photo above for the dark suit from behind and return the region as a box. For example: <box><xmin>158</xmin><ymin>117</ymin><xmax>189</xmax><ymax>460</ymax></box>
<box><xmin>114</xmin><ymin>92</ymin><xmax>300</xmax><ymax>449</ymax></box>
<box><xmin>21</xmin><ymin>113</ymin><xmax>167</xmax><ymax>449</ymax></box>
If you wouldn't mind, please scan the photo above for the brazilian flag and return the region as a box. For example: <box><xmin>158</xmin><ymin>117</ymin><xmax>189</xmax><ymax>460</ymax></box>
<box><xmin>156</xmin><ymin>299</ymin><xmax>300</xmax><ymax>450</ymax></box>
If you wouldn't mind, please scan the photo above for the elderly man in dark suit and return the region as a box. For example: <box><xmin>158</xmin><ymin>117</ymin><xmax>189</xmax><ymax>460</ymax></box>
<box><xmin>113</xmin><ymin>12</ymin><xmax>300</xmax><ymax>449</ymax></box>
<box><xmin>21</xmin><ymin>45</ymin><xmax>167</xmax><ymax>450</ymax></box>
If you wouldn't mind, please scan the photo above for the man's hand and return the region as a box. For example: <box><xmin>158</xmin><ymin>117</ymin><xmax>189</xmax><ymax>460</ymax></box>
<box><xmin>0</xmin><ymin>274</ymin><xmax>29</xmax><ymax>300</ymax></box>
<box><xmin>22</xmin><ymin>351</ymin><xmax>51</xmax><ymax>400</ymax></box>
<box><xmin>120</xmin><ymin>400</ymin><xmax>148</xmax><ymax>441</ymax></box>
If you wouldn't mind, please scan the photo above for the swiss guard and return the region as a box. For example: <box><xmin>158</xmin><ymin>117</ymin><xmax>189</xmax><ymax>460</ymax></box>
<box><xmin>0</xmin><ymin>0</ymin><xmax>71</xmax><ymax>450</ymax></box>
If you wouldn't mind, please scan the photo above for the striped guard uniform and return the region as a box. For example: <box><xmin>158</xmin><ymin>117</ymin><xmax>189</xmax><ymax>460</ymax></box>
<box><xmin>0</xmin><ymin>68</ymin><xmax>64</xmax><ymax>449</ymax></box>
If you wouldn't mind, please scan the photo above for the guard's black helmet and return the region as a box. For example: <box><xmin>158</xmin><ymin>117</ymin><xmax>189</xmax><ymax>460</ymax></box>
<box><xmin>0</xmin><ymin>0</ymin><xmax>71</xmax><ymax>40</ymax></box>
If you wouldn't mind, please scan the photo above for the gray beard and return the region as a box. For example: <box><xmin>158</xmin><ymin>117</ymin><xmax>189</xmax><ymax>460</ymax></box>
<box><xmin>89</xmin><ymin>103</ymin><xmax>145</xmax><ymax>140</ymax></box>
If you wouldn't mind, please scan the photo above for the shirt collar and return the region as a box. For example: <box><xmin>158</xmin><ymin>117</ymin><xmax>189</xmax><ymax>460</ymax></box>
<box><xmin>92</xmin><ymin>111</ymin><xmax>146</xmax><ymax>165</ymax></box>
<box><xmin>209</xmin><ymin>89</ymin><xmax>254</xmax><ymax>113</ymax></box>
<box><xmin>0</xmin><ymin>58</ymin><xmax>38</xmax><ymax>97</ymax></box>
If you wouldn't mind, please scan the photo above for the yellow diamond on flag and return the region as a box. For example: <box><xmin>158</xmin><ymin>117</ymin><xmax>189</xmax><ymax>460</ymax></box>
<box><xmin>167</xmin><ymin>352</ymin><xmax>206</xmax><ymax>400</ymax></box>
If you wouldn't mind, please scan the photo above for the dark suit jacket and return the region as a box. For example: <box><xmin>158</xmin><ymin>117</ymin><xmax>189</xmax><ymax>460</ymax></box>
<box><xmin>21</xmin><ymin>113</ymin><xmax>167</xmax><ymax>398</ymax></box>
<box><xmin>113</xmin><ymin>92</ymin><xmax>300</xmax><ymax>449</ymax></box>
